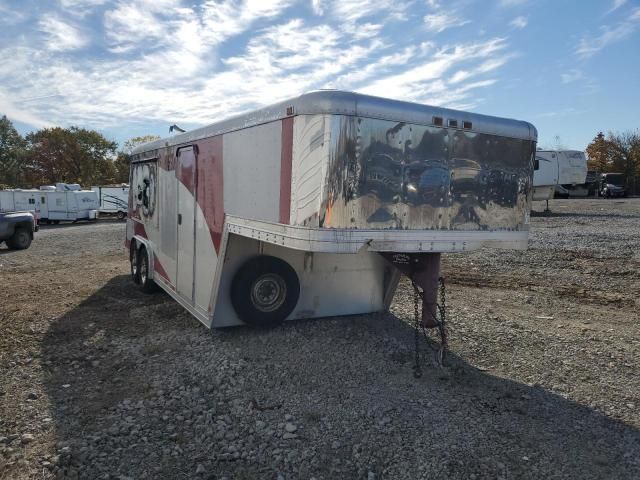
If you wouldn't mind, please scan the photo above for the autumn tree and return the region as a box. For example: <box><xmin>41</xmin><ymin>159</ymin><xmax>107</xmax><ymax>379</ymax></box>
<box><xmin>114</xmin><ymin>135</ymin><xmax>160</xmax><ymax>183</ymax></box>
<box><xmin>25</xmin><ymin>127</ymin><xmax>117</xmax><ymax>186</ymax></box>
<box><xmin>586</xmin><ymin>130</ymin><xmax>640</xmax><ymax>177</ymax></box>
<box><xmin>608</xmin><ymin>130</ymin><xmax>640</xmax><ymax>178</ymax></box>
<box><xmin>0</xmin><ymin>115</ymin><xmax>27</xmax><ymax>187</ymax></box>
<box><xmin>585</xmin><ymin>132</ymin><xmax>611</xmax><ymax>172</ymax></box>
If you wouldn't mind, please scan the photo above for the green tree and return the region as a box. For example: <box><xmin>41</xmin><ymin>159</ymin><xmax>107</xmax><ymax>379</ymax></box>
<box><xmin>0</xmin><ymin>115</ymin><xmax>28</xmax><ymax>187</ymax></box>
<box><xmin>25</xmin><ymin>127</ymin><xmax>117</xmax><ymax>186</ymax></box>
<box><xmin>114</xmin><ymin>135</ymin><xmax>160</xmax><ymax>183</ymax></box>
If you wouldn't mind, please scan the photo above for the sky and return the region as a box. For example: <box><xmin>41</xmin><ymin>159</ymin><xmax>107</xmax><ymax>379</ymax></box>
<box><xmin>0</xmin><ymin>0</ymin><xmax>639</xmax><ymax>150</ymax></box>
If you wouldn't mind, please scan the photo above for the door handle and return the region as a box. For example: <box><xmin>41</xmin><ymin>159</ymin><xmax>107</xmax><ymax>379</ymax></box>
<box><xmin>178</xmin><ymin>213</ymin><xmax>182</xmax><ymax>225</ymax></box>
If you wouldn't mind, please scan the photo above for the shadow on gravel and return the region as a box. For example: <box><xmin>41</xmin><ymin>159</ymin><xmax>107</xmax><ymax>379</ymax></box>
<box><xmin>531</xmin><ymin>210</ymin><xmax>640</xmax><ymax>219</ymax></box>
<box><xmin>38</xmin><ymin>219</ymin><xmax>124</xmax><ymax>230</ymax></box>
<box><xmin>41</xmin><ymin>276</ymin><xmax>640</xmax><ymax>479</ymax></box>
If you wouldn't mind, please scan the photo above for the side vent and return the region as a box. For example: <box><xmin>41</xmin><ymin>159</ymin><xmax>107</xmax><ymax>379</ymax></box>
<box><xmin>463</xmin><ymin>121</ymin><xmax>472</xmax><ymax>130</ymax></box>
<box><xmin>448</xmin><ymin>119</ymin><xmax>458</xmax><ymax>128</ymax></box>
<box><xmin>432</xmin><ymin>116</ymin><xmax>443</xmax><ymax>126</ymax></box>
<box><xmin>286</xmin><ymin>106</ymin><xmax>294</xmax><ymax>116</ymax></box>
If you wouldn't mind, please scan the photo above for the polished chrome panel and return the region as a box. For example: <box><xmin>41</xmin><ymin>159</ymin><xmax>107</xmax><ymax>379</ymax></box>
<box><xmin>319</xmin><ymin>116</ymin><xmax>534</xmax><ymax>232</ymax></box>
<box><xmin>131</xmin><ymin>90</ymin><xmax>537</xmax><ymax>159</ymax></box>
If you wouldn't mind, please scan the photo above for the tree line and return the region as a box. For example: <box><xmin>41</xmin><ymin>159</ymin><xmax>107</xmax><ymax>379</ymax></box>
<box><xmin>0</xmin><ymin>115</ymin><xmax>159</xmax><ymax>189</ymax></box>
<box><xmin>585</xmin><ymin>131</ymin><xmax>640</xmax><ymax>178</ymax></box>
<box><xmin>2</xmin><ymin>113</ymin><xmax>639</xmax><ymax>190</ymax></box>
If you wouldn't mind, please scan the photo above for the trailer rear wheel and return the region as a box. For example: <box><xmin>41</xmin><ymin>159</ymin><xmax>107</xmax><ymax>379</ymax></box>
<box><xmin>130</xmin><ymin>244</ymin><xmax>141</xmax><ymax>284</ymax></box>
<box><xmin>138</xmin><ymin>247</ymin><xmax>159</xmax><ymax>293</ymax></box>
<box><xmin>231</xmin><ymin>255</ymin><xmax>300</xmax><ymax>326</ymax></box>
<box><xmin>117</xmin><ymin>211</ymin><xmax>126</xmax><ymax>220</ymax></box>
<box><xmin>7</xmin><ymin>228</ymin><xmax>32</xmax><ymax>250</ymax></box>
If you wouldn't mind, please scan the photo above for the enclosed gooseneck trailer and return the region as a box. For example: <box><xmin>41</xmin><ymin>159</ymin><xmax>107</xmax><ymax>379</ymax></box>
<box><xmin>126</xmin><ymin>91</ymin><xmax>537</xmax><ymax>328</ymax></box>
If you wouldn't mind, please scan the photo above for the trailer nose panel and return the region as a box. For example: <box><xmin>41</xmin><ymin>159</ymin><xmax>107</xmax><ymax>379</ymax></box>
<box><xmin>315</xmin><ymin>116</ymin><xmax>533</xmax><ymax>233</ymax></box>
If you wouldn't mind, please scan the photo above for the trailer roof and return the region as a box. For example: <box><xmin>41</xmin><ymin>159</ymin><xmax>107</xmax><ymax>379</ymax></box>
<box><xmin>131</xmin><ymin>90</ymin><xmax>537</xmax><ymax>158</ymax></box>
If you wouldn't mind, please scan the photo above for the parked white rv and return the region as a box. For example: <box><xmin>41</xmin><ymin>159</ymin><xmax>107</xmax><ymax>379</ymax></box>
<box><xmin>0</xmin><ymin>189</ymin><xmax>41</xmax><ymax>226</ymax></box>
<box><xmin>532</xmin><ymin>150</ymin><xmax>588</xmax><ymax>202</ymax></box>
<box><xmin>92</xmin><ymin>185</ymin><xmax>129</xmax><ymax>219</ymax></box>
<box><xmin>126</xmin><ymin>90</ymin><xmax>537</xmax><ymax>329</ymax></box>
<box><xmin>39</xmin><ymin>183</ymin><xmax>99</xmax><ymax>223</ymax></box>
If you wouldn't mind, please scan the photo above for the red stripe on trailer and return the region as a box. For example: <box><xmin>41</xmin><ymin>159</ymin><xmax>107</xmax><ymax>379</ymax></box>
<box><xmin>133</xmin><ymin>220</ymin><xmax>148</xmax><ymax>239</ymax></box>
<box><xmin>153</xmin><ymin>257</ymin><xmax>170</xmax><ymax>282</ymax></box>
<box><xmin>279</xmin><ymin>117</ymin><xmax>293</xmax><ymax>224</ymax></box>
<box><xmin>196</xmin><ymin>135</ymin><xmax>224</xmax><ymax>252</ymax></box>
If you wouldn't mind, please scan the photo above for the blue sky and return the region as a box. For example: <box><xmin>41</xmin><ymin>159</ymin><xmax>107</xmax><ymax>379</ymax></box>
<box><xmin>1</xmin><ymin>0</ymin><xmax>639</xmax><ymax>150</ymax></box>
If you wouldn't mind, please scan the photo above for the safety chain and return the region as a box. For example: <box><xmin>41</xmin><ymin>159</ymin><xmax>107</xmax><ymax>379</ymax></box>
<box><xmin>411</xmin><ymin>281</ymin><xmax>423</xmax><ymax>378</ymax></box>
<box><xmin>411</xmin><ymin>277</ymin><xmax>448</xmax><ymax>377</ymax></box>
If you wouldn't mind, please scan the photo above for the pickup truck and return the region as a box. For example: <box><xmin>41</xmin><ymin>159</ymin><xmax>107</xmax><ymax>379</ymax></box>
<box><xmin>0</xmin><ymin>211</ymin><xmax>36</xmax><ymax>250</ymax></box>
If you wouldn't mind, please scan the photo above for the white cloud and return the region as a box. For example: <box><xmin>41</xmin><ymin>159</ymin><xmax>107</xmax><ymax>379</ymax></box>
<box><xmin>560</xmin><ymin>69</ymin><xmax>583</xmax><ymax>84</ymax></box>
<box><xmin>39</xmin><ymin>17</ymin><xmax>88</xmax><ymax>51</ymax></box>
<box><xmin>331</xmin><ymin>0</ymin><xmax>410</xmax><ymax>23</ymax></box>
<box><xmin>0</xmin><ymin>88</ymin><xmax>53</xmax><ymax>128</ymax></box>
<box><xmin>311</xmin><ymin>0</ymin><xmax>324</xmax><ymax>15</ymax></box>
<box><xmin>358</xmin><ymin>38</ymin><xmax>508</xmax><ymax>105</ymax></box>
<box><xmin>1</xmin><ymin>1</ymin><xmax>513</xmax><ymax>131</ymax></box>
<box><xmin>510</xmin><ymin>16</ymin><xmax>528</xmax><ymax>29</ymax></box>
<box><xmin>424</xmin><ymin>12</ymin><xmax>470</xmax><ymax>33</ymax></box>
<box><xmin>607</xmin><ymin>0</ymin><xmax>627</xmax><ymax>15</ymax></box>
<box><xmin>499</xmin><ymin>0</ymin><xmax>527</xmax><ymax>6</ymax></box>
<box><xmin>576</xmin><ymin>7</ymin><xmax>640</xmax><ymax>58</ymax></box>
<box><xmin>0</xmin><ymin>2</ymin><xmax>28</xmax><ymax>24</ymax></box>
<box><xmin>59</xmin><ymin>0</ymin><xmax>109</xmax><ymax>7</ymax></box>
<box><xmin>104</xmin><ymin>2</ymin><xmax>167</xmax><ymax>50</ymax></box>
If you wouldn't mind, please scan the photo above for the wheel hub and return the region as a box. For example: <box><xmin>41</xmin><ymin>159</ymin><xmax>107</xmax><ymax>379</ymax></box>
<box><xmin>251</xmin><ymin>274</ymin><xmax>286</xmax><ymax>312</ymax></box>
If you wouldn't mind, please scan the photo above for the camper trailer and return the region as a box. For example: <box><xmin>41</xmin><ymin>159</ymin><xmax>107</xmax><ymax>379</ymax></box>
<box><xmin>92</xmin><ymin>185</ymin><xmax>130</xmax><ymax>219</ymax></box>
<box><xmin>0</xmin><ymin>189</ymin><xmax>41</xmax><ymax>228</ymax></box>
<box><xmin>39</xmin><ymin>183</ymin><xmax>99</xmax><ymax>223</ymax></box>
<box><xmin>126</xmin><ymin>91</ymin><xmax>537</xmax><ymax>329</ymax></box>
<box><xmin>532</xmin><ymin>150</ymin><xmax>587</xmax><ymax>202</ymax></box>
<box><xmin>0</xmin><ymin>189</ymin><xmax>39</xmax><ymax>214</ymax></box>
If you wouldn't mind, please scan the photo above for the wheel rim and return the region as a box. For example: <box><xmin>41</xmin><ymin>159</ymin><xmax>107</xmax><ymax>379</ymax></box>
<box><xmin>140</xmin><ymin>255</ymin><xmax>147</xmax><ymax>283</ymax></box>
<box><xmin>131</xmin><ymin>250</ymin><xmax>138</xmax><ymax>276</ymax></box>
<box><xmin>250</xmin><ymin>274</ymin><xmax>287</xmax><ymax>312</ymax></box>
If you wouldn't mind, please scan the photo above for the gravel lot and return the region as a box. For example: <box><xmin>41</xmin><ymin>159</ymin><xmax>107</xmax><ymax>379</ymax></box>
<box><xmin>1</xmin><ymin>199</ymin><xmax>639</xmax><ymax>479</ymax></box>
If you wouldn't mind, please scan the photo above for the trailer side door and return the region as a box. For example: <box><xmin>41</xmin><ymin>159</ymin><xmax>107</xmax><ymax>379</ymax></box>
<box><xmin>176</xmin><ymin>146</ymin><xmax>197</xmax><ymax>302</ymax></box>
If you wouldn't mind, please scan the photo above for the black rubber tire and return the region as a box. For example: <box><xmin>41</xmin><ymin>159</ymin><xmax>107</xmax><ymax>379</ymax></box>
<box><xmin>7</xmin><ymin>228</ymin><xmax>32</xmax><ymax>250</ymax></box>
<box><xmin>230</xmin><ymin>255</ymin><xmax>300</xmax><ymax>326</ymax></box>
<box><xmin>117</xmin><ymin>211</ymin><xmax>126</xmax><ymax>220</ymax></box>
<box><xmin>137</xmin><ymin>247</ymin><xmax>159</xmax><ymax>293</ymax></box>
<box><xmin>130</xmin><ymin>243</ymin><xmax>141</xmax><ymax>284</ymax></box>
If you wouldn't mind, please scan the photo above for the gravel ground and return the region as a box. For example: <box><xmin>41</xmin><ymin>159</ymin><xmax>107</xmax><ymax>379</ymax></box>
<box><xmin>1</xmin><ymin>199</ymin><xmax>639</xmax><ymax>479</ymax></box>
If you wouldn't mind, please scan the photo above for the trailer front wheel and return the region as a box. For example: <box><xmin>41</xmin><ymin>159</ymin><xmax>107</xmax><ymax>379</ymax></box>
<box><xmin>231</xmin><ymin>256</ymin><xmax>300</xmax><ymax>326</ymax></box>
<box><xmin>130</xmin><ymin>244</ymin><xmax>141</xmax><ymax>284</ymax></box>
<box><xmin>138</xmin><ymin>247</ymin><xmax>159</xmax><ymax>294</ymax></box>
